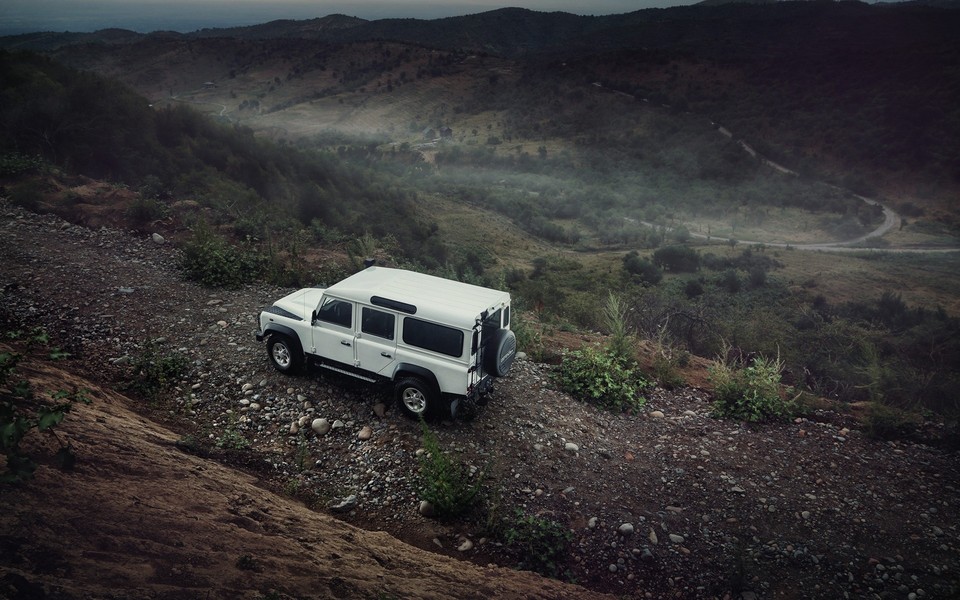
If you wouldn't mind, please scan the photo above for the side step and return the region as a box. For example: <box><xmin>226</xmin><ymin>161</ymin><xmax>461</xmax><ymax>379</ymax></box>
<box><xmin>319</xmin><ymin>363</ymin><xmax>377</xmax><ymax>383</ymax></box>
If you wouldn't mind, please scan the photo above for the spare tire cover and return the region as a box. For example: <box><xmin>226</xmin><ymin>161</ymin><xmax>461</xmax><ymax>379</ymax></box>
<box><xmin>485</xmin><ymin>328</ymin><xmax>517</xmax><ymax>377</ymax></box>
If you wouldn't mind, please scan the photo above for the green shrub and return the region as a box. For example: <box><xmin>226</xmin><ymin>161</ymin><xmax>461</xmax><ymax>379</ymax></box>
<box><xmin>709</xmin><ymin>354</ymin><xmax>791</xmax><ymax>422</ymax></box>
<box><xmin>555</xmin><ymin>345</ymin><xmax>648</xmax><ymax>412</ymax></box>
<box><xmin>126</xmin><ymin>342</ymin><xmax>189</xmax><ymax>399</ymax></box>
<box><xmin>417</xmin><ymin>422</ymin><xmax>483</xmax><ymax>520</ymax></box>
<box><xmin>1</xmin><ymin>331</ymin><xmax>91</xmax><ymax>482</ymax></box>
<box><xmin>127</xmin><ymin>196</ymin><xmax>169</xmax><ymax>225</ymax></box>
<box><xmin>0</xmin><ymin>153</ymin><xmax>44</xmax><ymax>177</ymax></box>
<box><xmin>502</xmin><ymin>510</ymin><xmax>573</xmax><ymax>579</ymax></box>
<box><xmin>510</xmin><ymin>309</ymin><xmax>543</xmax><ymax>360</ymax></box>
<box><xmin>180</xmin><ymin>222</ymin><xmax>265</xmax><ymax>287</ymax></box>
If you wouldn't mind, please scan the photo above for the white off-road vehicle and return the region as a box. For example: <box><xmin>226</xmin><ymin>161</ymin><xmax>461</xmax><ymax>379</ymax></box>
<box><xmin>255</xmin><ymin>266</ymin><xmax>517</xmax><ymax>419</ymax></box>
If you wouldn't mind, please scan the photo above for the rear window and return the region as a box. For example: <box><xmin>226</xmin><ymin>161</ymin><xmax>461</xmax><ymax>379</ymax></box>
<box><xmin>402</xmin><ymin>318</ymin><xmax>464</xmax><ymax>358</ymax></box>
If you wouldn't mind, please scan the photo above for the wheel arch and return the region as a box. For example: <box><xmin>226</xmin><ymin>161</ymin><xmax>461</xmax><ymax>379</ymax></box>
<box><xmin>263</xmin><ymin>324</ymin><xmax>302</xmax><ymax>349</ymax></box>
<box><xmin>392</xmin><ymin>363</ymin><xmax>440</xmax><ymax>395</ymax></box>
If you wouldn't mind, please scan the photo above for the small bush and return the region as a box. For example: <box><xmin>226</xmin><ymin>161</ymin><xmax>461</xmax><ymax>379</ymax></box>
<box><xmin>1</xmin><ymin>331</ymin><xmax>91</xmax><ymax>482</ymax></box>
<box><xmin>127</xmin><ymin>342</ymin><xmax>189</xmax><ymax>399</ymax></box>
<box><xmin>555</xmin><ymin>345</ymin><xmax>648</xmax><ymax>412</ymax></box>
<box><xmin>710</xmin><ymin>354</ymin><xmax>791</xmax><ymax>422</ymax></box>
<box><xmin>180</xmin><ymin>221</ymin><xmax>265</xmax><ymax>287</ymax></box>
<box><xmin>127</xmin><ymin>196</ymin><xmax>169</xmax><ymax>225</ymax></box>
<box><xmin>0</xmin><ymin>153</ymin><xmax>44</xmax><ymax>177</ymax></box>
<box><xmin>502</xmin><ymin>510</ymin><xmax>573</xmax><ymax>579</ymax></box>
<box><xmin>510</xmin><ymin>309</ymin><xmax>543</xmax><ymax>360</ymax></box>
<box><xmin>417</xmin><ymin>422</ymin><xmax>483</xmax><ymax>520</ymax></box>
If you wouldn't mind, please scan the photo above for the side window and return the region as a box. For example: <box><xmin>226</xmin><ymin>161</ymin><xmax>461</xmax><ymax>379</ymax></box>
<box><xmin>402</xmin><ymin>318</ymin><xmax>464</xmax><ymax>358</ymax></box>
<box><xmin>316</xmin><ymin>297</ymin><xmax>353</xmax><ymax>328</ymax></box>
<box><xmin>361</xmin><ymin>307</ymin><xmax>395</xmax><ymax>340</ymax></box>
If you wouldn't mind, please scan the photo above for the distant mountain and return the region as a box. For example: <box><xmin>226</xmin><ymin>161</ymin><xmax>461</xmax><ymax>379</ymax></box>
<box><xmin>190</xmin><ymin>14</ymin><xmax>367</xmax><ymax>40</ymax></box>
<box><xmin>5</xmin><ymin>3</ymin><xmax>959</xmax><ymax>59</ymax></box>
<box><xmin>696</xmin><ymin>0</ymin><xmax>778</xmax><ymax>6</ymax></box>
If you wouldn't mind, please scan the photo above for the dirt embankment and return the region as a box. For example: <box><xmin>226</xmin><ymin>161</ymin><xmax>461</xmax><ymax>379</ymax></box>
<box><xmin>1</xmin><ymin>352</ymin><xmax>608</xmax><ymax>600</ymax></box>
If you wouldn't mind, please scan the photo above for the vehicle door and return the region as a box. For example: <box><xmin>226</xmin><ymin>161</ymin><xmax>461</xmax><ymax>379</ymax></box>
<box><xmin>311</xmin><ymin>296</ymin><xmax>356</xmax><ymax>366</ymax></box>
<box><xmin>354</xmin><ymin>306</ymin><xmax>398</xmax><ymax>375</ymax></box>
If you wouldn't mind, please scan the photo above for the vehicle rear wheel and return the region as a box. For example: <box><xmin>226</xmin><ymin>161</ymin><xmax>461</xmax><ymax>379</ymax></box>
<box><xmin>395</xmin><ymin>377</ymin><xmax>436</xmax><ymax>419</ymax></box>
<box><xmin>267</xmin><ymin>334</ymin><xmax>303</xmax><ymax>374</ymax></box>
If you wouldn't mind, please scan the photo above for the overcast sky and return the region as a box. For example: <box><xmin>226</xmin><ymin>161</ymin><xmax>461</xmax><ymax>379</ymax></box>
<box><xmin>0</xmin><ymin>0</ymin><xmax>700</xmax><ymax>35</ymax></box>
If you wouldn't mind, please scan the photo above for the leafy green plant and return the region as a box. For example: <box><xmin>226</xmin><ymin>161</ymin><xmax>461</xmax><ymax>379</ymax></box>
<box><xmin>502</xmin><ymin>510</ymin><xmax>573</xmax><ymax>579</ymax></box>
<box><xmin>180</xmin><ymin>221</ymin><xmax>265</xmax><ymax>287</ymax></box>
<box><xmin>510</xmin><ymin>308</ymin><xmax>543</xmax><ymax>360</ymax></box>
<box><xmin>709</xmin><ymin>352</ymin><xmax>791</xmax><ymax>422</ymax></box>
<box><xmin>216</xmin><ymin>413</ymin><xmax>250</xmax><ymax>450</ymax></box>
<box><xmin>127</xmin><ymin>196</ymin><xmax>169</xmax><ymax>225</ymax></box>
<box><xmin>126</xmin><ymin>342</ymin><xmax>189</xmax><ymax>399</ymax></box>
<box><xmin>0</xmin><ymin>153</ymin><xmax>44</xmax><ymax>176</ymax></box>
<box><xmin>416</xmin><ymin>421</ymin><xmax>484</xmax><ymax>520</ymax></box>
<box><xmin>1</xmin><ymin>332</ymin><xmax>92</xmax><ymax>482</ymax></box>
<box><xmin>554</xmin><ymin>345</ymin><xmax>648</xmax><ymax>412</ymax></box>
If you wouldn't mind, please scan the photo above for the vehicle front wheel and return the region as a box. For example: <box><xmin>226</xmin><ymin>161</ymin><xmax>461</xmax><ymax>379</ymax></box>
<box><xmin>395</xmin><ymin>377</ymin><xmax>436</xmax><ymax>419</ymax></box>
<box><xmin>267</xmin><ymin>334</ymin><xmax>303</xmax><ymax>374</ymax></box>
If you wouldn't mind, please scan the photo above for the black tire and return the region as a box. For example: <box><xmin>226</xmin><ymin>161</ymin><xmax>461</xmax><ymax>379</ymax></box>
<box><xmin>395</xmin><ymin>377</ymin><xmax>437</xmax><ymax>419</ymax></box>
<box><xmin>267</xmin><ymin>334</ymin><xmax>303</xmax><ymax>374</ymax></box>
<box><xmin>484</xmin><ymin>328</ymin><xmax>517</xmax><ymax>378</ymax></box>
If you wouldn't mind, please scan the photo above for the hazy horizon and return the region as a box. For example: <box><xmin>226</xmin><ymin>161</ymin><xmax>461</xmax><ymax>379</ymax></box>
<box><xmin>0</xmin><ymin>0</ymin><xmax>699</xmax><ymax>36</ymax></box>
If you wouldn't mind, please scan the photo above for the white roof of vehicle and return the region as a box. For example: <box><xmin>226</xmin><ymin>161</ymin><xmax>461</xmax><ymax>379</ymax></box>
<box><xmin>325</xmin><ymin>266</ymin><xmax>510</xmax><ymax>330</ymax></box>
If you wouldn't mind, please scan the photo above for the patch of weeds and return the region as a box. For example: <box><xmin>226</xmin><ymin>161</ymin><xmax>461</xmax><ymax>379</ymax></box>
<box><xmin>554</xmin><ymin>344</ymin><xmax>649</xmax><ymax>412</ymax></box>
<box><xmin>216</xmin><ymin>413</ymin><xmax>249</xmax><ymax>450</ymax></box>
<box><xmin>127</xmin><ymin>196</ymin><xmax>169</xmax><ymax>226</ymax></box>
<box><xmin>709</xmin><ymin>352</ymin><xmax>791</xmax><ymax>422</ymax></box>
<box><xmin>283</xmin><ymin>478</ymin><xmax>302</xmax><ymax>497</ymax></box>
<box><xmin>180</xmin><ymin>220</ymin><xmax>265</xmax><ymax>287</ymax></box>
<box><xmin>1</xmin><ymin>330</ymin><xmax>92</xmax><ymax>482</ymax></box>
<box><xmin>416</xmin><ymin>421</ymin><xmax>484</xmax><ymax>520</ymax></box>
<box><xmin>126</xmin><ymin>341</ymin><xmax>189</xmax><ymax>399</ymax></box>
<box><xmin>650</xmin><ymin>331</ymin><xmax>688</xmax><ymax>390</ymax></box>
<box><xmin>502</xmin><ymin>510</ymin><xmax>573</xmax><ymax>579</ymax></box>
<box><xmin>0</xmin><ymin>153</ymin><xmax>44</xmax><ymax>177</ymax></box>
<box><xmin>292</xmin><ymin>430</ymin><xmax>310</xmax><ymax>473</ymax></box>
<box><xmin>510</xmin><ymin>309</ymin><xmax>543</xmax><ymax>360</ymax></box>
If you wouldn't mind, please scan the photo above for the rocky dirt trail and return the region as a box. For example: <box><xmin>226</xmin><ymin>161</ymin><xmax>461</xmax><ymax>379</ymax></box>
<box><xmin>1</xmin><ymin>200</ymin><xmax>958</xmax><ymax>599</ymax></box>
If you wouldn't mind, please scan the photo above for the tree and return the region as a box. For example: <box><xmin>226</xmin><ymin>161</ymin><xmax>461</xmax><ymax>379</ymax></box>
<box><xmin>623</xmin><ymin>251</ymin><xmax>662</xmax><ymax>285</ymax></box>
<box><xmin>652</xmin><ymin>245</ymin><xmax>700</xmax><ymax>273</ymax></box>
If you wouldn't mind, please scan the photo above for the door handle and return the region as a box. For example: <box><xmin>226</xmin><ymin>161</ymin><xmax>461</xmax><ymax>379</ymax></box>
<box><xmin>341</xmin><ymin>340</ymin><xmax>351</xmax><ymax>346</ymax></box>
<box><xmin>381</xmin><ymin>352</ymin><xmax>392</xmax><ymax>358</ymax></box>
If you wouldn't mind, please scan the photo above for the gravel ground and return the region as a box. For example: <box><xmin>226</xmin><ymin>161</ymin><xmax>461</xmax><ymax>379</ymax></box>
<box><xmin>1</xmin><ymin>199</ymin><xmax>958</xmax><ymax>599</ymax></box>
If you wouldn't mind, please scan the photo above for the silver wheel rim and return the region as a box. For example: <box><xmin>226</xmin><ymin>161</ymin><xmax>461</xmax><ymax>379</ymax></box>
<box><xmin>272</xmin><ymin>343</ymin><xmax>291</xmax><ymax>368</ymax></box>
<box><xmin>401</xmin><ymin>387</ymin><xmax>427</xmax><ymax>414</ymax></box>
